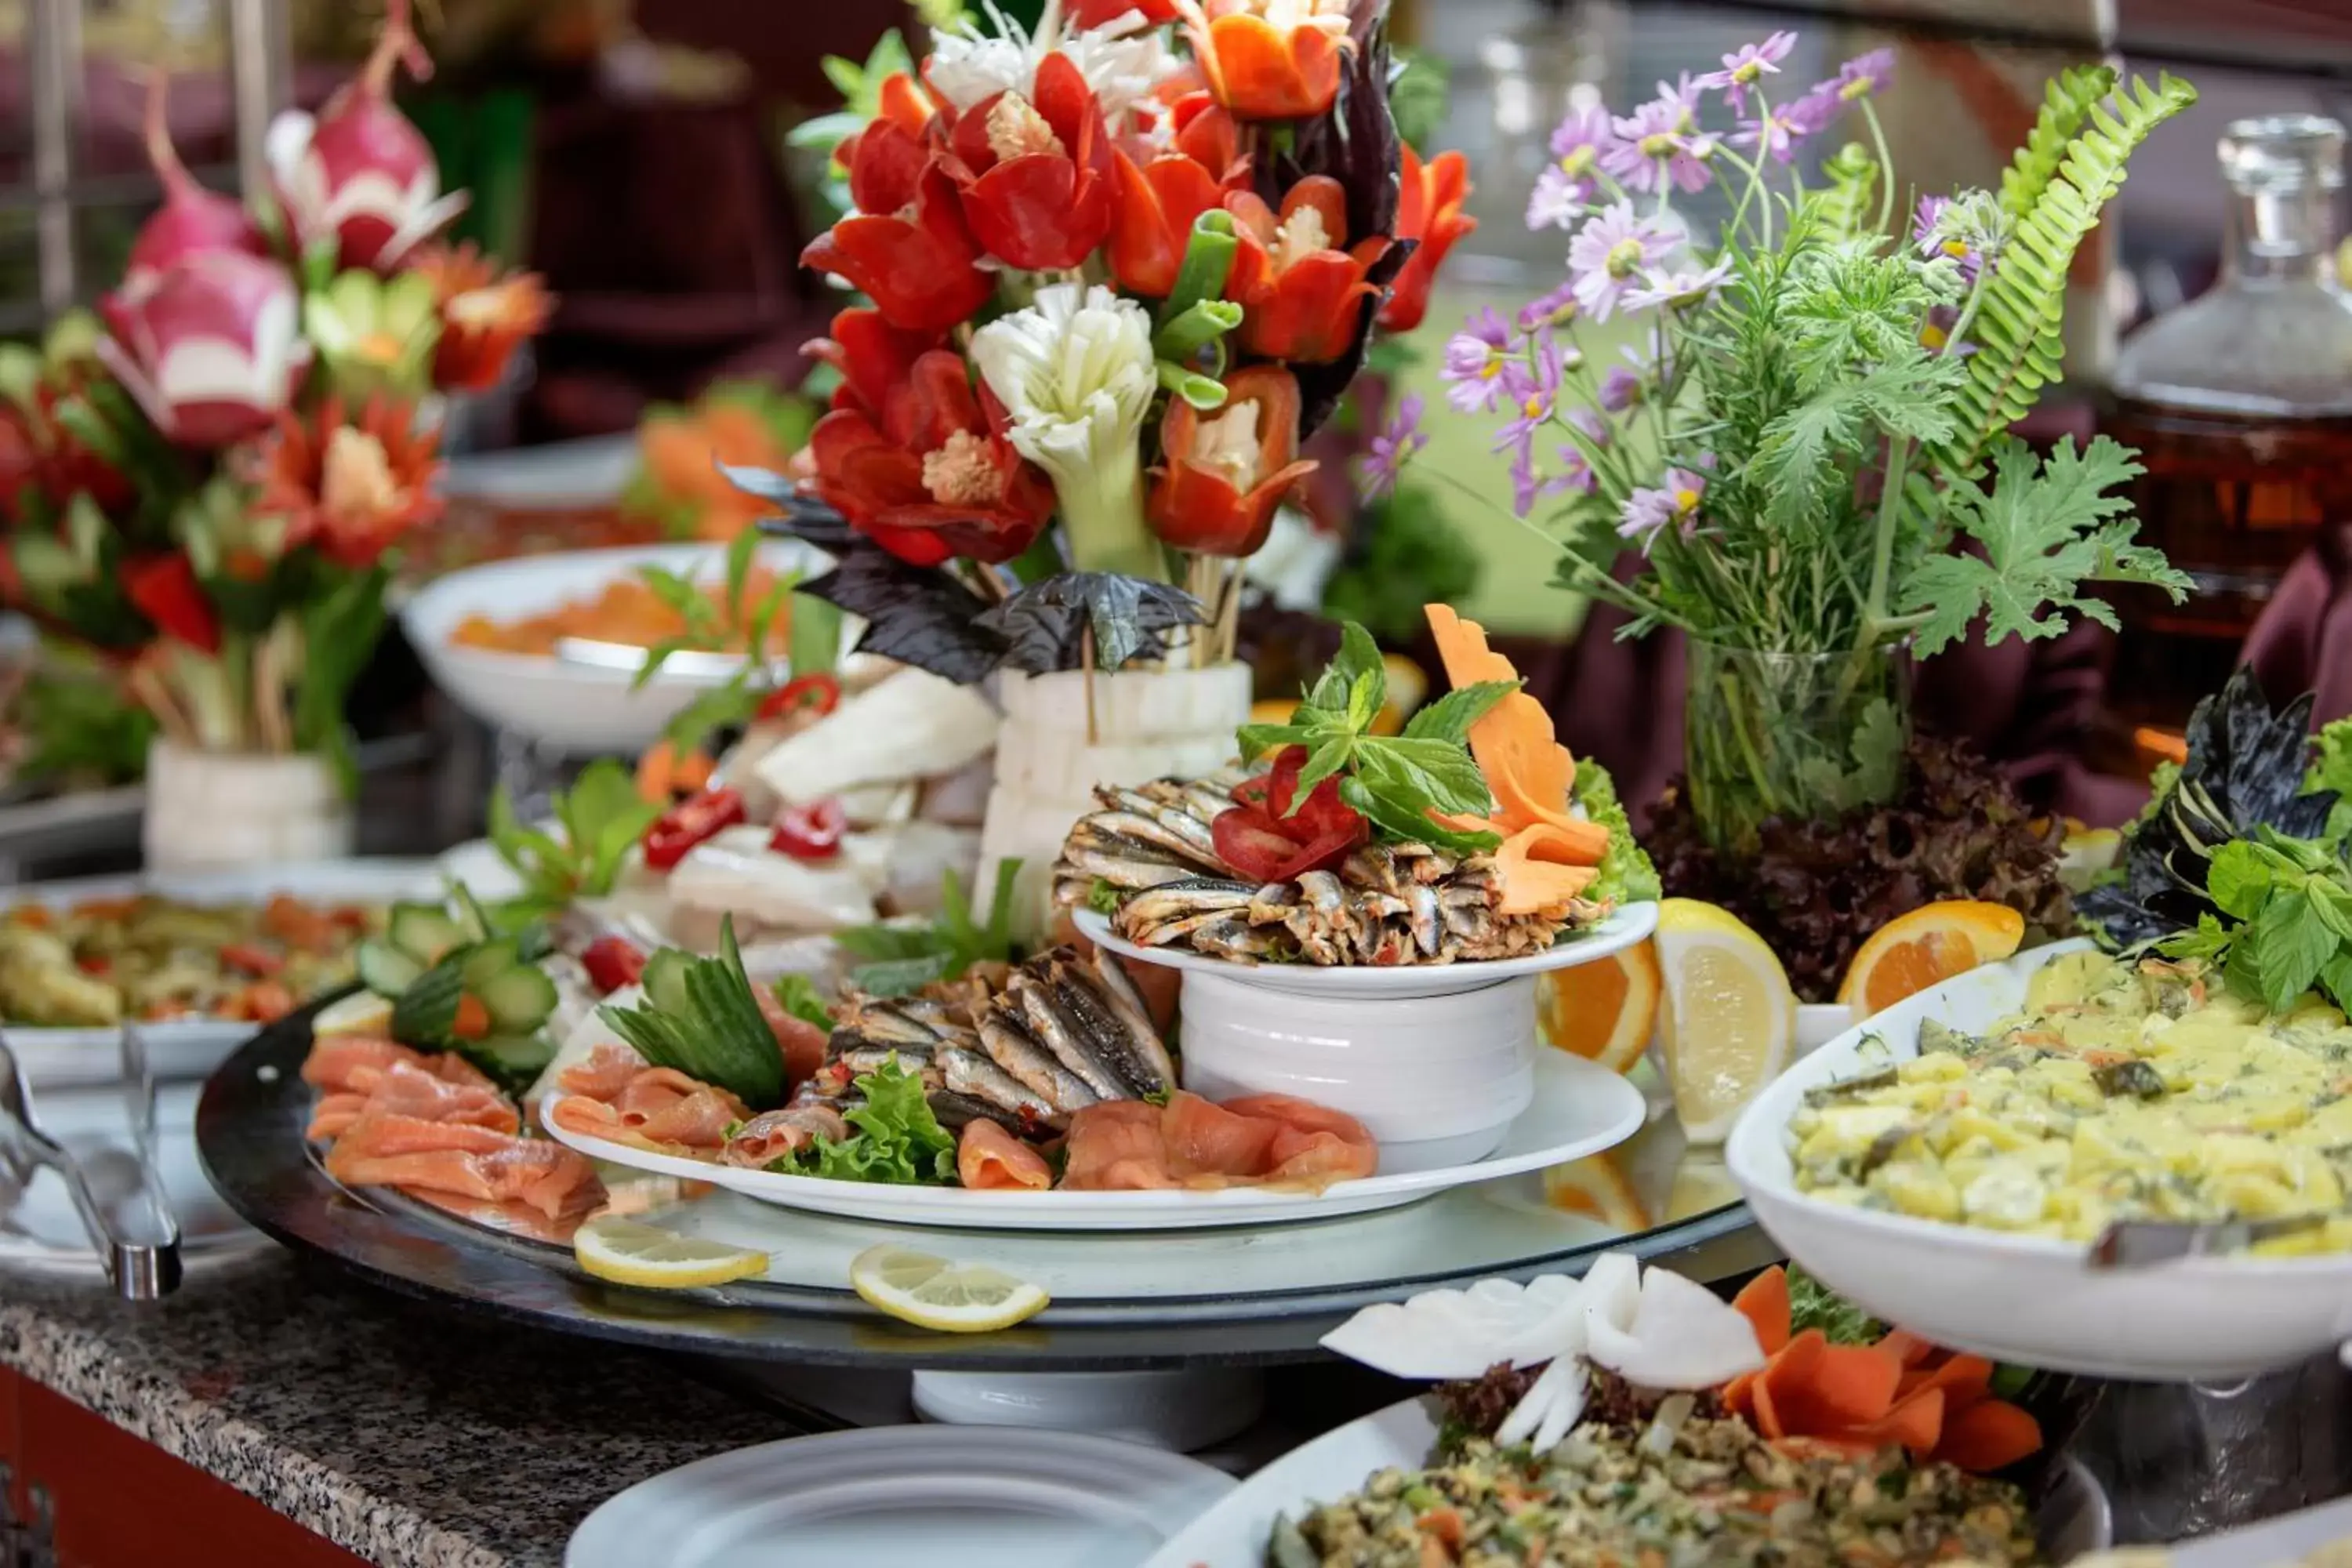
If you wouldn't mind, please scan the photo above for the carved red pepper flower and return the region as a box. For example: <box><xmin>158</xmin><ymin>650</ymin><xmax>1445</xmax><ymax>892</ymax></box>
<box><xmin>1381</xmin><ymin>145</ymin><xmax>1477</xmax><ymax>332</ymax></box>
<box><xmin>249</xmin><ymin>395</ymin><xmax>444</xmax><ymax>568</ymax></box>
<box><xmin>1223</xmin><ymin>176</ymin><xmax>1388</xmax><ymax>363</ymax></box>
<box><xmin>1109</xmin><ymin>93</ymin><xmax>1247</xmax><ymax>297</ymax></box>
<box><xmin>942</xmin><ymin>52</ymin><xmax>1117</xmax><ymax>272</ymax></box>
<box><xmin>801</xmin><ymin>78</ymin><xmax>995</xmax><ymax>334</ymax></box>
<box><xmin>1178</xmin><ymin>0</ymin><xmax>1352</xmax><ymax>122</ymax></box>
<box><xmin>805</xmin><ymin>351</ymin><xmax>1054</xmax><ymax>568</ymax></box>
<box><xmin>1148</xmin><ymin>365</ymin><xmax>1318</xmax><ymax>557</ymax></box>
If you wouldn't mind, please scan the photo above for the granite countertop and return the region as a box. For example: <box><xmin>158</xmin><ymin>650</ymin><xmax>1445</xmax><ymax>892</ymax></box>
<box><xmin>0</xmin><ymin>1253</ymin><xmax>803</xmax><ymax>1568</ymax></box>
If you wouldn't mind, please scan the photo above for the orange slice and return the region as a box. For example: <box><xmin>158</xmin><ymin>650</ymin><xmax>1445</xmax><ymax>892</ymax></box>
<box><xmin>1537</xmin><ymin>938</ymin><xmax>1661</xmax><ymax>1076</ymax></box>
<box><xmin>1543</xmin><ymin>1152</ymin><xmax>1650</xmax><ymax>1230</ymax></box>
<box><xmin>1835</xmin><ymin>901</ymin><xmax>2027</xmax><ymax>1022</ymax></box>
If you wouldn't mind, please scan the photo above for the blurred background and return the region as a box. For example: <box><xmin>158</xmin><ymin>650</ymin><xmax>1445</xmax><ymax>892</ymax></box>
<box><xmin>5</xmin><ymin>0</ymin><xmax>2352</xmax><ymax>851</ymax></box>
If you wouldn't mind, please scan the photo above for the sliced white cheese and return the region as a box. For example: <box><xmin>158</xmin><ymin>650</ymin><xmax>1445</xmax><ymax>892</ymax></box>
<box><xmin>837</xmin><ymin>782</ymin><xmax>917</xmax><ymax>829</ymax></box>
<box><xmin>754</xmin><ymin>668</ymin><xmax>1000</xmax><ymax>807</ymax></box>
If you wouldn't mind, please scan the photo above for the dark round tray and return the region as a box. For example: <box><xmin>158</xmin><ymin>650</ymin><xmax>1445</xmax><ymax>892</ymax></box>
<box><xmin>197</xmin><ymin>1001</ymin><xmax>1779</xmax><ymax>1370</ymax></box>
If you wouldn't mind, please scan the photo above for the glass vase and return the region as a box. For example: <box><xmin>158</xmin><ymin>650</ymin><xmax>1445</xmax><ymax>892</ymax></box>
<box><xmin>1682</xmin><ymin>640</ymin><xmax>1912</xmax><ymax>856</ymax></box>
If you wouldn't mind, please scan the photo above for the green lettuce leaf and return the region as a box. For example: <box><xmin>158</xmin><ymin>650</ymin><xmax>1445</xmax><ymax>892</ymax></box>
<box><xmin>771</xmin><ymin>973</ymin><xmax>836</xmax><ymax>1033</ymax></box>
<box><xmin>1572</xmin><ymin>760</ymin><xmax>1661</xmax><ymax>905</ymax></box>
<box><xmin>784</xmin><ymin>1059</ymin><xmax>958</xmax><ymax>1185</ymax></box>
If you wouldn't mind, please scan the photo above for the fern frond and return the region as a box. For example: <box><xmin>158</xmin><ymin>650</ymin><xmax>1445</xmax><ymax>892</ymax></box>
<box><xmin>1814</xmin><ymin>143</ymin><xmax>1882</xmax><ymax>238</ymax></box>
<box><xmin>1931</xmin><ymin>72</ymin><xmax>2198</xmax><ymax>483</ymax></box>
<box><xmin>1998</xmin><ymin>65</ymin><xmax>2118</xmax><ymax>222</ymax></box>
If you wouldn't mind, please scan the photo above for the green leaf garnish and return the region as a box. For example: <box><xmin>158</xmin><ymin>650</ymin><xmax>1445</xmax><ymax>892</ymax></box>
<box><xmin>782</xmin><ymin>1058</ymin><xmax>958</xmax><ymax>1185</ymax></box>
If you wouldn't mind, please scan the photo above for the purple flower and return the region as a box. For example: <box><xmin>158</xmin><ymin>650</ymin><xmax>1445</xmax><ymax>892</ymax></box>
<box><xmin>1599</xmin><ymin>363</ymin><xmax>1646</xmax><ymax>412</ymax></box>
<box><xmin>1567</xmin><ymin>202</ymin><xmax>1682</xmax><ymax>322</ymax></box>
<box><xmin>1565</xmin><ymin>406</ymin><xmax>1612</xmax><ymax>451</ymax></box>
<box><xmin>1624</xmin><ymin>260</ymin><xmax>1730</xmax><ymax>311</ymax></box>
<box><xmin>1526</xmin><ymin>105</ymin><xmax>1614</xmax><ymax>231</ymax></box>
<box><xmin>1911</xmin><ymin>194</ymin><xmax>1949</xmax><ymax>249</ymax></box>
<box><xmin>1783</xmin><ymin>82</ymin><xmax>1842</xmax><ymax>136</ymax></box>
<box><xmin>1733</xmin><ymin>102</ymin><xmax>1809</xmax><ymax>164</ymax></box>
<box><xmin>1708</xmin><ymin>31</ymin><xmax>1797</xmax><ymax>112</ymax></box>
<box><xmin>1602</xmin><ymin>79</ymin><xmax>1714</xmax><ymax>196</ymax></box>
<box><xmin>1492</xmin><ymin>333</ymin><xmax>1569</xmax><ymax>461</ymax></box>
<box><xmin>1356</xmin><ymin>393</ymin><xmax>1428</xmax><ymax>501</ymax></box>
<box><xmin>1617</xmin><ymin>467</ymin><xmax>1707</xmax><ymax>552</ymax></box>
<box><xmin>1440</xmin><ymin>309</ymin><xmax>1523</xmax><ymax>414</ymax></box>
<box><xmin>1515</xmin><ymin>280</ymin><xmax>1580</xmax><ymax>335</ymax></box>
<box><xmin>1828</xmin><ymin>48</ymin><xmax>1894</xmax><ymax>103</ymax></box>
<box><xmin>1919</xmin><ymin>304</ymin><xmax>1978</xmax><ymax>358</ymax></box>
<box><xmin>1913</xmin><ymin>190</ymin><xmax>2002</xmax><ymax>283</ymax></box>
<box><xmin>1510</xmin><ymin>443</ymin><xmax>1596</xmax><ymax>518</ymax></box>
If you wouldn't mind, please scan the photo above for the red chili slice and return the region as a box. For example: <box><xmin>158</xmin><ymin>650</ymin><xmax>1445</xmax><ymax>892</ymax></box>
<box><xmin>641</xmin><ymin>787</ymin><xmax>747</xmax><ymax>871</ymax></box>
<box><xmin>756</xmin><ymin>672</ymin><xmax>843</xmax><ymax>723</ymax></box>
<box><xmin>770</xmin><ymin>797</ymin><xmax>847</xmax><ymax>861</ymax></box>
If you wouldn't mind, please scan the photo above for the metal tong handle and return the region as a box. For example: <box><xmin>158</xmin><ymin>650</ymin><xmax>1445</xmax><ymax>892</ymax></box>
<box><xmin>0</xmin><ymin>1027</ymin><xmax>180</xmax><ymax>1299</ymax></box>
<box><xmin>2089</xmin><ymin>1213</ymin><xmax>2328</xmax><ymax>1268</ymax></box>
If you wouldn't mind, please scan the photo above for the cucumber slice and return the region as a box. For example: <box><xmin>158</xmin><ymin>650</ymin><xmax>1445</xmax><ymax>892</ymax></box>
<box><xmin>459</xmin><ymin>939</ymin><xmax>521</xmax><ymax>993</ymax></box>
<box><xmin>391</xmin><ymin>958</ymin><xmax>465</xmax><ymax>1045</ymax></box>
<box><xmin>387</xmin><ymin>903</ymin><xmax>465</xmax><ymax>967</ymax></box>
<box><xmin>356</xmin><ymin>939</ymin><xmax>424</xmax><ymax>998</ymax></box>
<box><xmin>512</xmin><ymin>922</ymin><xmax>554</xmax><ymax>964</ymax></box>
<box><xmin>461</xmin><ymin>1032</ymin><xmax>556</xmax><ymax>1083</ymax></box>
<box><xmin>477</xmin><ymin>963</ymin><xmax>558</xmax><ymax>1033</ymax></box>
<box><xmin>641</xmin><ymin>948</ymin><xmax>695</xmax><ymax>1016</ymax></box>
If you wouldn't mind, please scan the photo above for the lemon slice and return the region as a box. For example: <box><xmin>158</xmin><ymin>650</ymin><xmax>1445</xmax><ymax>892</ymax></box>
<box><xmin>573</xmin><ymin>1216</ymin><xmax>769</xmax><ymax>1290</ymax></box>
<box><xmin>312</xmin><ymin>989</ymin><xmax>393</xmax><ymax>1038</ymax></box>
<box><xmin>850</xmin><ymin>1243</ymin><xmax>1049</xmax><ymax>1333</ymax></box>
<box><xmin>1653</xmin><ymin>898</ymin><xmax>1795</xmax><ymax>1145</ymax></box>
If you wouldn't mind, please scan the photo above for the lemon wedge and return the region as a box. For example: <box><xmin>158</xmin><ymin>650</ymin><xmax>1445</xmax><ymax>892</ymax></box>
<box><xmin>572</xmin><ymin>1217</ymin><xmax>769</xmax><ymax>1290</ymax></box>
<box><xmin>1653</xmin><ymin>898</ymin><xmax>1795</xmax><ymax>1145</ymax></box>
<box><xmin>311</xmin><ymin>989</ymin><xmax>393</xmax><ymax>1038</ymax></box>
<box><xmin>850</xmin><ymin>1243</ymin><xmax>1049</xmax><ymax>1333</ymax></box>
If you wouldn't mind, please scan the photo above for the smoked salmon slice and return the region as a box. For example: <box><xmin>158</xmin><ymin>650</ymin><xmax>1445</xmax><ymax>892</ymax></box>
<box><xmin>1062</xmin><ymin>1092</ymin><xmax>1378</xmax><ymax>1192</ymax></box>
<box><xmin>956</xmin><ymin>1119</ymin><xmax>1053</xmax><ymax>1191</ymax></box>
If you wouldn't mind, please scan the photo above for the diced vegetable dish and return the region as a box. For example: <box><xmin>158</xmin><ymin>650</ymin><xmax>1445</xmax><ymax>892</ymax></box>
<box><xmin>0</xmin><ymin>895</ymin><xmax>380</xmax><ymax>1027</ymax></box>
<box><xmin>1788</xmin><ymin>949</ymin><xmax>2352</xmax><ymax>1251</ymax></box>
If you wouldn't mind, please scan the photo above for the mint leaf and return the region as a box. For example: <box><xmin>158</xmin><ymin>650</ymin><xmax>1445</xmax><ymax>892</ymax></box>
<box><xmin>1403</xmin><ymin>680</ymin><xmax>1517</xmax><ymax>745</ymax></box>
<box><xmin>1901</xmin><ymin>436</ymin><xmax>2189</xmax><ymax>658</ymax></box>
<box><xmin>1358</xmin><ymin>738</ymin><xmax>1496</xmax><ymax>819</ymax></box>
<box><xmin>1338</xmin><ymin>776</ymin><xmax>1499</xmax><ymax>856</ymax></box>
<box><xmin>2308</xmin><ymin>718</ymin><xmax>2352</xmax><ymax>846</ymax></box>
<box><xmin>1287</xmin><ymin>733</ymin><xmax>1355</xmax><ymax>810</ymax></box>
<box><xmin>2207</xmin><ymin>840</ymin><xmax>2278</xmax><ymax>921</ymax></box>
<box><xmin>2252</xmin><ymin>891</ymin><xmax>2337</xmax><ymax>1011</ymax></box>
<box><xmin>2323</xmin><ymin>953</ymin><xmax>2352</xmax><ymax>1012</ymax></box>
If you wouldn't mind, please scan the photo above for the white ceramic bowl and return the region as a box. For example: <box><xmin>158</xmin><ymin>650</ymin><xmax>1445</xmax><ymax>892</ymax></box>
<box><xmin>400</xmin><ymin>541</ymin><xmax>827</xmax><ymax>753</ymax></box>
<box><xmin>1080</xmin><ymin>902</ymin><xmax>1659</xmax><ymax>1174</ymax></box>
<box><xmin>1726</xmin><ymin>938</ymin><xmax>2352</xmax><ymax>1380</ymax></box>
<box><xmin>1178</xmin><ymin>972</ymin><xmax>1535</xmax><ymax>1172</ymax></box>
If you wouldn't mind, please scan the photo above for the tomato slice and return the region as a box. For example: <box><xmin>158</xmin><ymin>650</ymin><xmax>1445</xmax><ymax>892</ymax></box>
<box><xmin>770</xmin><ymin>797</ymin><xmax>848</xmax><ymax>861</ymax></box>
<box><xmin>580</xmin><ymin>935</ymin><xmax>647</xmax><ymax>994</ymax></box>
<box><xmin>1210</xmin><ymin>804</ymin><xmax>1366</xmax><ymax>883</ymax></box>
<box><xmin>1262</xmin><ymin>745</ymin><xmax>1362</xmax><ymax>840</ymax></box>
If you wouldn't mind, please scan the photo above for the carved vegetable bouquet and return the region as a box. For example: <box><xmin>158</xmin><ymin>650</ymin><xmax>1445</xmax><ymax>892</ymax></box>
<box><xmin>1399</xmin><ymin>41</ymin><xmax>2195</xmax><ymax>853</ymax></box>
<box><xmin>0</xmin><ymin>0</ymin><xmax>549</xmax><ymax>781</ymax></box>
<box><xmin>751</xmin><ymin>0</ymin><xmax>1472</xmax><ymax>686</ymax></box>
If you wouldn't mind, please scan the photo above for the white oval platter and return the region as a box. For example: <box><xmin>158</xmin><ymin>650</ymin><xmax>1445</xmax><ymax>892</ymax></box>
<box><xmin>539</xmin><ymin>1047</ymin><xmax>1645</xmax><ymax>1232</ymax></box>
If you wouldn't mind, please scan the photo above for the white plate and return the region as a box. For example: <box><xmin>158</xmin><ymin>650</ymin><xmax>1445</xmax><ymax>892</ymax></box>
<box><xmin>4</xmin><ymin>858</ymin><xmax>443</xmax><ymax>1087</ymax></box>
<box><xmin>1149</xmin><ymin>1396</ymin><xmax>2115</xmax><ymax>1568</ymax></box>
<box><xmin>1146</xmin><ymin>1396</ymin><xmax>1435</xmax><ymax>1568</ymax></box>
<box><xmin>0</xmin><ymin>1080</ymin><xmax>267</xmax><ymax>1274</ymax></box>
<box><xmin>400</xmin><ymin>542</ymin><xmax>828</xmax><ymax>753</ymax></box>
<box><xmin>1726</xmin><ymin>938</ymin><xmax>2352</xmax><ymax>1380</ymax></box>
<box><xmin>567</xmin><ymin>1425</ymin><xmax>1234</xmax><ymax>1568</ymax></box>
<box><xmin>539</xmin><ymin>1047</ymin><xmax>1645</xmax><ymax>1232</ymax></box>
<box><xmin>1076</xmin><ymin>901</ymin><xmax>1658</xmax><ymax>997</ymax></box>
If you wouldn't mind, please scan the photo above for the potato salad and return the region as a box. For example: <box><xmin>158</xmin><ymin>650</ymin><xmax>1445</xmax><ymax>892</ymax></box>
<box><xmin>1787</xmin><ymin>950</ymin><xmax>2352</xmax><ymax>1252</ymax></box>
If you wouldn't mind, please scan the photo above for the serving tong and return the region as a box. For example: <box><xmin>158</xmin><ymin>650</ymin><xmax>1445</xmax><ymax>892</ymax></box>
<box><xmin>0</xmin><ymin>1025</ymin><xmax>181</xmax><ymax>1299</ymax></box>
<box><xmin>2088</xmin><ymin>1214</ymin><xmax>2328</xmax><ymax>1267</ymax></box>
<box><xmin>553</xmin><ymin>638</ymin><xmax>779</xmax><ymax>681</ymax></box>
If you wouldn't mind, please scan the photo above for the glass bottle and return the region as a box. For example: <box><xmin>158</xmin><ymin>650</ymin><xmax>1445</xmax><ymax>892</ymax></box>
<box><xmin>2103</xmin><ymin>114</ymin><xmax>2352</xmax><ymax>728</ymax></box>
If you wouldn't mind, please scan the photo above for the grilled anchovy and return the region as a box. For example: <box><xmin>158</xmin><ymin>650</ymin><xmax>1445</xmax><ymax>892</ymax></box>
<box><xmin>1048</xmin><ymin>960</ymin><xmax>1169</xmax><ymax>1099</ymax></box>
<box><xmin>978</xmin><ymin>1014</ymin><xmax>1101</xmax><ymax>1113</ymax></box>
<box><xmin>940</xmin><ymin>1046</ymin><xmax>1059</xmax><ymax>1123</ymax></box>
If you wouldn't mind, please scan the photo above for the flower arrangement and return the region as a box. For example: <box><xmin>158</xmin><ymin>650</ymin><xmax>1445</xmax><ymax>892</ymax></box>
<box><xmin>757</xmin><ymin>0</ymin><xmax>1472</xmax><ymax>684</ymax></box>
<box><xmin>1395</xmin><ymin>39</ymin><xmax>2196</xmax><ymax>853</ymax></box>
<box><xmin>0</xmin><ymin>0</ymin><xmax>547</xmax><ymax>782</ymax></box>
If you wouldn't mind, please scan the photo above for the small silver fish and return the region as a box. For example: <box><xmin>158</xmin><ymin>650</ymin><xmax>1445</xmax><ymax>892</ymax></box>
<box><xmin>940</xmin><ymin>1047</ymin><xmax>1056</xmax><ymax>1120</ymax></box>
<box><xmin>1011</xmin><ymin>973</ymin><xmax>1129</xmax><ymax>1102</ymax></box>
<box><xmin>978</xmin><ymin>1014</ymin><xmax>1101</xmax><ymax>1113</ymax></box>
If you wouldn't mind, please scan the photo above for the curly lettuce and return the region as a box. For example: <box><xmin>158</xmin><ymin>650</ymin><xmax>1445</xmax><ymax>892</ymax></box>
<box><xmin>782</xmin><ymin>1059</ymin><xmax>957</xmax><ymax>1185</ymax></box>
<box><xmin>1573</xmin><ymin>760</ymin><xmax>1661</xmax><ymax>905</ymax></box>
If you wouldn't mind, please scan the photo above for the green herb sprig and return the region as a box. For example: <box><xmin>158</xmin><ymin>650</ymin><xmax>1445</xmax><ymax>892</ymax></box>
<box><xmin>835</xmin><ymin>861</ymin><xmax>1023</xmax><ymax>997</ymax></box>
<box><xmin>633</xmin><ymin>527</ymin><xmax>802</xmax><ymax>757</ymax></box>
<box><xmin>2157</xmin><ymin>832</ymin><xmax>2352</xmax><ymax>1015</ymax></box>
<box><xmin>1237</xmin><ymin>622</ymin><xmax>1515</xmax><ymax>855</ymax></box>
<box><xmin>488</xmin><ymin>759</ymin><xmax>662</xmax><ymax>918</ymax></box>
